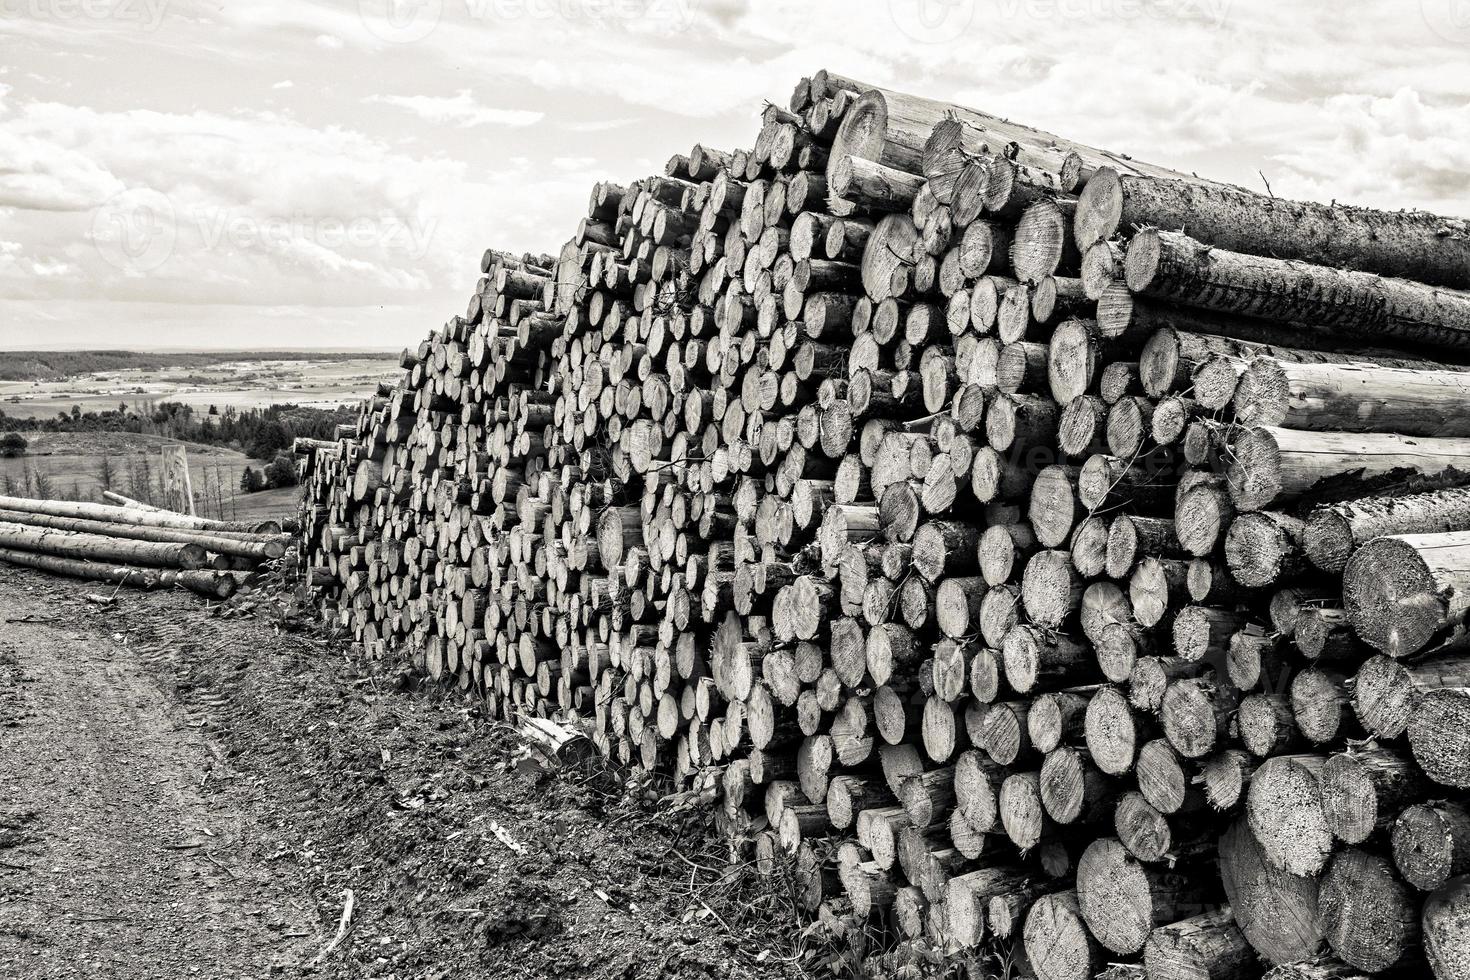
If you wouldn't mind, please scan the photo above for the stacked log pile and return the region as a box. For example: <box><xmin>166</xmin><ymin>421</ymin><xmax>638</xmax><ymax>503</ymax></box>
<box><xmin>0</xmin><ymin>494</ymin><xmax>288</xmax><ymax>598</ymax></box>
<box><xmin>297</xmin><ymin>69</ymin><xmax>1470</xmax><ymax>980</ymax></box>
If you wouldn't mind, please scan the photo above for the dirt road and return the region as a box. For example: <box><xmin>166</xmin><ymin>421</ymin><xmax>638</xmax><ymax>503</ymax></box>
<box><xmin>0</xmin><ymin>566</ymin><xmax>815</xmax><ymax>979</ymax></box>
<box><xmin>0</xmin><ymin>573</ymin><xmax>317</xmax><ymax>977</ymax></box>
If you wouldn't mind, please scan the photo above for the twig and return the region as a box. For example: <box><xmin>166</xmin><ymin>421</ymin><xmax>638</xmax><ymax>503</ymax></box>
<box><xmin>310</xmin><ymin>888</ymin><xmax>356</xmax><ymax>965</ymax></box>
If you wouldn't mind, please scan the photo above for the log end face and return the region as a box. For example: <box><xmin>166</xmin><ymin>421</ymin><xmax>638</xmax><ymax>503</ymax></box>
<box><xmin>1318</xmin><ymin>752</ymin><xmax>1378</xmax><ymax>845</ymax></box>
<box><xmin>1409</xmin><ymin>689</ymin><xmax>1470</xmax><ymax>789</ymax></box>
<box><xmin>1393</xmin><ymin>803</ymin><xmax>1458</xmax><ymax>892</ymax></box>
<box><xmin>1074</xmin><ymin>166</ymin><xmax>1123</xmax><ymax>253</ymax></box>
<box><xmin>1122</xmin><ymin>227</ymin><xmax>1162</xmax><ymax>292</ymax></box>
<box><xmin>1425</xmin><ymin>875</ymin><xmax>1470</xmax><ymax>980</ymax></box>
<box><xmin>1343</xmin><ymin>535</ymin><xmax>1443</xmax><ymax>657</ymax></box>
<box><xmin>1303</xmin><ymin>508</ymin><xmax>1355</xmax><ymax>575</ymax></box>
<box><xmin>1246</xmin><ymin>756</ymin><xmax>1334</xmax><ymax>877</ymax></box>
<box><xmin>1076</xmin><ymin>837</ymin><xmax>1154</xmax><ymax>954</ymax></box>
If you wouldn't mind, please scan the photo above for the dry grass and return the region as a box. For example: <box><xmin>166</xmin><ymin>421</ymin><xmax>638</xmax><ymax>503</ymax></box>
<box><xmin>0</xmin><ymin>431</ymin><xmax>298</xmax><ymax>522</ymax></box>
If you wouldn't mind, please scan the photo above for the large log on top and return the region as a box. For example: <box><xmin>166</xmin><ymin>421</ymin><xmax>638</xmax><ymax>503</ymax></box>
<box><xmin>830</xmin><ymin>77</ymin><xmax>1210</xmax><ymax>190</ymax></box>
<box><xmin>1075</xmin><ymin>167</ymin><xmax>1470</xmax><ymax>289</ymax></box>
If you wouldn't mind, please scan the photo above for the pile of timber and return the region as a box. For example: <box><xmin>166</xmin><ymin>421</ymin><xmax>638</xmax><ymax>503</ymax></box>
<box><xmin>0</xmin><ymin>494</ymin><xmax>289</xmax><ymax>599</ymax></box>
<box><xmin>296</xmin><ymin>69</ymin><xmax>1470</xmax><ymax>980</ymax></box>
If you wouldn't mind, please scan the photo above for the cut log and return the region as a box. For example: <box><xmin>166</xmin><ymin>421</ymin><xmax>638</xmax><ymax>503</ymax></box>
<box><xmin>1228</xmin><ymin>427</ymin><xmax>1470</xmax><ymax>514</ymax></box>
<box><xmin>1076</xmin><ymin>166</ymin><xmax>1470</xmax><ymax>288</ymax></box>
<box><xmin>1318</xmin><ymin>847</ymin><xmax>1419</xmax><ymax>973</ymax></box>
<box><xmin>1218</xmin><ymin>817</ymin><xmax>1324</xmax><ymax>966</ymax></box>
<box><xmin>1352</xmin><ymin>652</ymin><xmax>1470</xmax><ymax>738</ymax></box>
<box><xmin>1023</xmin><ymin>890</ymin><xmax>1102</xmax><ymax>980</ymax></box>
<box><xmin>1246</xmin><ymin>755</ymin><xmax>1333</xmax><ymax>876</ymax></box>
<box><xmin>1342</xmin><ymin>531</ymin><xmax>1470</xmax><ymax>657</ymax></box>
<box><xmin>0</xmin><ymin>545</ymin><xmax>236</xmax><ymax>599</ymax></box>
<box><xmin>1305</xmin><ymin>487</ymin><xmax>1470</xmax><ymax>575</ymax></box>
<box><xmin>1233</xmin><ymin>356</ymin><xmax>1470</xmax><ymax>435</ymax></box>
<box><xmin>0</xmin><ymin>508</ymin><xmax>285</xmax><ymax>561</ymax></box>
<box><xmin>1393</xmin><ymin>802</ymin><xmax>1470</xmax><ymax>891</ymax></box>
<box><xmin>1076</xmin><ymin>836</ymin><xmax>1205</xmax><ymax>955</ymax></box>
<box><xmin>1408</xmin><ymin>688</ymin><xmax>1470</xmax><ymax>788</ymax></box>
<box><xmin>1142</xmin><ymin>907</ymin><xmax>1257</xmax><ymax>980</ymax></box>
<box><xmin>1125</xmin><ymin>228</ymin><xmax>1470</xmax><ymax>352</ymax></box>
<box><xmin>1424</xmin><ymin>876</ymin><xmax>1470</xmax><ymax>980</ymax></box>
<box><xmin>1319</xmin><ymin>747</ymin><xmax>1432</xmax><ymax>846</ymax></box>
<box><xmin>0</xmin><ymin>493</ymin><xmax>279</xmax><ymax>534</ymax></box>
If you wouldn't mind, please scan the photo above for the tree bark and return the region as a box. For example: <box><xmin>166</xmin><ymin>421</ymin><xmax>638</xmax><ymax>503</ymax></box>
<box><xmin>1076</xmin><ymin>166</ymin><xmax>1470</xmax><ymax>288</ymax></box>
<box><xmin>0</xmin><ymin>545</ymin><xmax>236</xmax><ymax>598</ymax></box>
<box><xmin>1126</xmin><ymin>229</ymin><xmax>1470</xmax><ymax>353</ymax></box>
<box><xmin>1306</xmin><ymin>487</ymin><xmax>1470</xmax><ymax>575</ymax></box>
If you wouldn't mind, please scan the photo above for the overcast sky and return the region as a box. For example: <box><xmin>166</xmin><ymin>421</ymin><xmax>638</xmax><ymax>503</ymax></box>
<box><xmin>3</xmin><ymin>0</ymin><xmax>1469</xmax><ymax>350</ymax></box>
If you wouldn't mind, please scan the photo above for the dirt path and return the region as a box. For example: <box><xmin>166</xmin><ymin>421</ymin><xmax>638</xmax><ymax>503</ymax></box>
<box><xmin>0</xmin><ymin>578</ymin><xmax>318</xmax><ymax>978</ymax></box>
<box><xmin>0</xmin><ymin>566</ymin><xmax>819</xmax><ymax>980</ymax></box>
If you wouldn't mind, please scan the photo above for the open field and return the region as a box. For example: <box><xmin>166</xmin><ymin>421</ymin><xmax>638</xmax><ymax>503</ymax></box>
<box><xmin>0</xmin><ymin>353</ymin><xmax>399</xmax><ymax>420</ymax></box>
<box><xmin>0</xmin><ymin>431</ymin><xmax>301</xmax><ymax>522</ymax></box>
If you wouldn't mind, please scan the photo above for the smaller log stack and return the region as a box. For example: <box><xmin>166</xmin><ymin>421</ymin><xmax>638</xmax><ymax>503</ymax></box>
<box><xmin>0</xmin><ymin>493</ymin><xmax>289</xmax><ymax>598</ymax></box>
<box><xmin>298</xmin><ymin>69</ymin><xmax>1470</xmax><ymax>980</ymax></box>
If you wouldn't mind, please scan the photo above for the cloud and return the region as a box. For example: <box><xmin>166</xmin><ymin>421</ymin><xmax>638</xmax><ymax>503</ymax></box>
<box><xmin>561</xmin><ymin>117</ymin><xmax>641</xmax><ymax>133</ymax></box>
<box><xmin>1272</xmin><ymin>88</ymin><xmax>1470</xmax><ymax>213</ymax></box>
<box><xmin>363</xmin><ymin>90</ymin><xmax>544</xmax><ymax>128</ymax></box>
<box><xmin>272</xmin><ymin>80</ymin><xmax>294</xmax><ymax>89</ymax></box>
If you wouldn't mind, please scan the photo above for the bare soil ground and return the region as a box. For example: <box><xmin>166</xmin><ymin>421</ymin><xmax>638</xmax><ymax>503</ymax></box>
<box><xmin>0</xmin><ymin>566</ymin><xmax>823</xmax><ymax>979</ymax></box>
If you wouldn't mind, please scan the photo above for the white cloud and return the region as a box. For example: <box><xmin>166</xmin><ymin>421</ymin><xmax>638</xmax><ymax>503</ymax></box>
<box><xmin>1272</xmin><ymin>88</ymin><xmax>1470</xmax><ymax>212</ymax></box>
<box><xmin>363</xmin><ymin>90</ymin><xmax>543</xmax><ymax>128</ymax></box>
<box><xmin>272</xmin><ymin>80</ymin><xmax>294</xmax><ymax>89</ymax></box>
<box><xmin>31</xmin><ymin>258</ymin><xmax>73</xmax><ymax>277</ymax></box>
<box><xmin>561</xmin><ymin>117</ymin><xmax>641</xmax><ymax>133</ymax></box>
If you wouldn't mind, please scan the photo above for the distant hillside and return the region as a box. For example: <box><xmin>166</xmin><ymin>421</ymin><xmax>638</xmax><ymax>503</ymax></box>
<box><xmin>0</xmin><ymin>350</ymin><xmax>391</xmax><ymax>381</ymax></box>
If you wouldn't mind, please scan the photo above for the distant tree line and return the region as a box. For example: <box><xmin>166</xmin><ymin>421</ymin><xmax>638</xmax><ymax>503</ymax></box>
<box><xmin>0</xmin><ymin>349</ymin><xmax>386</xmax><ymax>381</ymax></box>
<box><xmin>0</xmin><ymin>401</ymin><xmax>355</xmax><ymax>461</ymax></box>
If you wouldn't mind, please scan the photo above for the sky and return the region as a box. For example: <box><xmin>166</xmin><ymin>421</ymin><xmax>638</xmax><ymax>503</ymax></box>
<box><xmin>2</xmin><ymin>0</ymin><xmax>1470</xmax><ymax>350</ymax></box>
